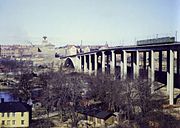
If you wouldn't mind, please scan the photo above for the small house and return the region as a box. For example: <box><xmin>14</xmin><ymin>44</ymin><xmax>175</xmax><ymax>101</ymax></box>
<box><xmin>77</xmin><ymin>108</ymin><xmax>117</xmax><ymax>127</ymax></box>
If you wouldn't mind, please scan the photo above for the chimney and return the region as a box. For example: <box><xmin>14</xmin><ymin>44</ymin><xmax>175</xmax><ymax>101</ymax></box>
<box><xmin>1</xmin><ymin>98</ymin><xmax>4</xmax><ymax>103</ymax></box>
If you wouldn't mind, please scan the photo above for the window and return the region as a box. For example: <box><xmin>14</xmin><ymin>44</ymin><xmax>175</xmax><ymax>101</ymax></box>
<box><xmin>21</xmin><ymin>112</ymin><xmax>24</xmax><ymax>117</ymax></box>
<box><xmin>21</xmin><ymin>120</ymin><xmax>24</xmax><ymax>125</ymax></box>
<box><xmin>12</xmin><ymin>120</ymin><xmax>16</xmax><ymax>125</ymax></box>
<box><xmin>12</xmin><ymin>112</ymin><xmax>15</xmax><ymax>117</ymax></box>
<box><xmin>1</xmin><ymin>113</ymin><xmax>4</xmax><ymax>117</ymax></box>
<box><xmin>7</xmin><ymin>120</ymin><xmax>10</xmax><ymax>125</ymax></box>
<box><xmin>2</xmin><ymin>120</ymin><xmax>5</xmax><ymax>125</ymax></box>
<box><xmin>7</xmin><ymin>113</ymin><xmax>10</xmax><ymax>117</ymax></box>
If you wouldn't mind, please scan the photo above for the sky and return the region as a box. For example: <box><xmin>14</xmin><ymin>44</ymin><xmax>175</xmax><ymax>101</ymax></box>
<box><xmin>0</xmin><ymin>0</ymin><xmax>179</xmax><ymax>46</ymax></box>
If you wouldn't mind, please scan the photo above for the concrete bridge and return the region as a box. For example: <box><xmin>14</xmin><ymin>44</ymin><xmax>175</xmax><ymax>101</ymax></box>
<box><xmin>61</xmin><ymin>39</ymin><xmax>180</xmax><ymax>105</ymax></box>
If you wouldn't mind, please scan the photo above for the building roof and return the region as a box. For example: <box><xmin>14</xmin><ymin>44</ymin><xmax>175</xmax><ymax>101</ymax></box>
<box><xmin>95</xmin><ymin>111</ymin><xmax>114</xmax><ymax>120</ymax></box>
<box><xmin>77</xmin><ymin>107</ymin><xmax>114</xmax><ymax>120</ymax></box>
<box><xmin>0</xmin><ymin>102</ymin><xmax>31</xmax><ymax>112</ymax></box>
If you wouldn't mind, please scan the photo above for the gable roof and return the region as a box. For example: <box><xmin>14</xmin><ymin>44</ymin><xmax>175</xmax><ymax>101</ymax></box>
<box><xmin>95</xmin><ymin>111</ymin><xmax>114</xmax><ymax>120</ymax></box>
<box><xmin>0</xmin><ymin>102</ymin><xmax>31</xmax><ymax>112</ymax></box>
<box><xmin>77</xmin><ymin>107</ymin><xmax>114</xmax><ymax>120</ymax></box>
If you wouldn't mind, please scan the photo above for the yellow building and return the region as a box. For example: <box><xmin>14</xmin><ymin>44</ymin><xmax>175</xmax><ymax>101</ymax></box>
<box><xmin>0</xmin><ymin>99</ymin><xmax>31</xmax><ymax>128</ymax></box>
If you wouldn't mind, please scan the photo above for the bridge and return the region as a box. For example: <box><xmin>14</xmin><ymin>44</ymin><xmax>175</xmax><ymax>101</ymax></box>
<box><xmin>60</xmin><ymin>38</ymin><xmax>180</xmax><ymax>105</ymax></box>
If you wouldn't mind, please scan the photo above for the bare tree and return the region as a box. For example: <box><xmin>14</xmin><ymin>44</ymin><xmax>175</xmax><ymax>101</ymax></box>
<box><xmin>15</xmin><ymin>71</ymin><xmax>35</xmax><ymax>101</ymax></box>
<box><xmin>29</xmin><ymin>67</ymin><xmax>178</xmax><ymax>128</ymax></box>
<box><xmin>39</xmin><ymin>70</ymin><xmax>85</xmax><ymax>127</ymax></box>
<box><xmin>87</xmin><ymin>73</ymin><xmax>166</xmax><ymax>122</ymax></box>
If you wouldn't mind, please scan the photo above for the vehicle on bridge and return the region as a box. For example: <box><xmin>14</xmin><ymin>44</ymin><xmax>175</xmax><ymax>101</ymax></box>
<box><xmin>137</xmin><ymin>37</ymin><xmax>175</xmax><ymax>46</ymax></box>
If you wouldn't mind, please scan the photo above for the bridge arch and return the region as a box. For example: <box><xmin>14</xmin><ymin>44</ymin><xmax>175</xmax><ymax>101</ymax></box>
<box><xmin>63</xmin><ymin>57</ymin><xmax>80</xmax><ymax>71</ymax></box>
<box><xmin>64</xmin><ymin>57</ymin><xmax>76</xmax><ymax>68</ymax></box>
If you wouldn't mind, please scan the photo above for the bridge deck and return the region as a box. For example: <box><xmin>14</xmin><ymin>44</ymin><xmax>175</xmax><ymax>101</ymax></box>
<box><xmin>62</xmin><ymin>42</ymin><xmax>180</xmax><ymax>58</ymax></box>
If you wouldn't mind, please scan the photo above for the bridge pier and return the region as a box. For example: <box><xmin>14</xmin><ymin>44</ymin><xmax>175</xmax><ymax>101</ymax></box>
<box><xmin>132</xmin><ymin>51</ymin><xmax>139</xmax><ymax>79</ymax></box>
<box><xmin>148</xmin><ymin>50</ymin><xmax>155</xmax><ymax>93</ymax></box>
<box><xmin>136</xmin><ymin>51</ymin><xmax>139</xmax><ymax>78</ymax></box>
<box><xmin>123</xmin><ymin>50</ymin><xmax>127</xmax><ymax>79</ymax></box>
<box><xmin>177</xmin><ymin>50</ymin><xmax>180</xmax><ymax>97</ymax></box>
<box><xmin>120</xmin><ymin>52</ymin><xmax>123</xmax><ymax>79</ymax></box>
<box><xmin>102</xmin><ymin>51</ymin><xmax>105</xmax><ymax>73</ymax></box>
<box><xmin>111</xmin><ymin>50</ymin><xmax>115</xmax><ymax>75</ymax></box>
<box><xmin>167</xmin><ymin>50</ymin><xmax>174</xmax><ymax>105</ymax></box>
<box><xmin>89</xmin><ymin>54</ymin><xmax>92</xmax><ymax>75</ymax></box>
<box><xmin>79</xmin><ymin>56</ymin><xmax>82</xmax><ymax>72</ymax></box>
<box><xmin>84</xmin><ymin>55</ymin><xmax>88</xmax><ymax>73</ymax></box>
<box><xmin>167</xmin><ymin>51</ymin><xmax>170</xmax><ymax>93</ymax></box>
<box><xmin>94</xmin><ymin>53</ymin><xmax>98</xmax><ymax>75</ymax></box>
<box><xmin>177</xmin><ymin>50</ymin><xmax>180</xmax><ymax>75</ymax></box>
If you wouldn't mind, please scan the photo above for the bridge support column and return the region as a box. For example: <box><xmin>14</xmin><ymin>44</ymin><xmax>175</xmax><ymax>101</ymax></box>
<box><xmin>177</xmin><ymin>50</ymin><xmax>180</xmax><ymax>93</ymax></box>
<box><xmin>84</xmin><ymin>55</ymin><xmax>87</xmax><ymax>73</ymax></box>
<box><xmin>123</xmin><ymin>50</ymin><xmax>127</xmax><ymax>79</ymax></box>
<box><xmin>94</xmin><ymin>53</ymin><xmax>98</xmax><ymax>75</ymax></box>
<box><xmin>143</xmin><ymin>51</ymin><xmax>147</xmax><ymax>70</ymax></box>
<box><xmin>74</xmin><ymin>56</ymin><xmax>79</xmax><ymax>71</ymax></box>
<box><xmin>159</xmin><ymin>51</ymin><xmax>162</xmax><ymax>72</ymax></box>
<box><xmin>120</xmin><ymin>52</ymin><xmax>123</xmax><ymax>79</ymax></box>
<box><xmin>111</xmin><ymin>50</ymin><xmax>115</xmax><ymax>75</ymax></box>
<box><xmin>135</xmin><ymin>51</ymin><xmax>139</xmax><ymax>78</ymax></box>
<box><xmin>102</xmin><ymin>51</ymin><xmax>105</xmax><ymax>73</ymax></box>
<box><xmin>167</xmin><ymin>51</ymin><xmax>170</xmax><ymax>93</ymax></box>
<box><xmin>177</xmin><ymin>50</ymin><xmax>180</xmax><ymax>75</ymax></box>
<box><xmin>167</xmin><ymin>50</ymin><xmax>174</xmax><ymax>105</ymax></box>
<box><xmin>89</xmin><ymin>54</ymin><xmax>92</xmax><ymax>75</ymax></box>
<box><xmin>148</xmin><ymin>50</ymin><xmax>155</xmax><ymax>93</ymax></box>
<box><xmin>148</xmin><ymin>52</ymin><xmax>151</xmax><ymax>79</ymax></box>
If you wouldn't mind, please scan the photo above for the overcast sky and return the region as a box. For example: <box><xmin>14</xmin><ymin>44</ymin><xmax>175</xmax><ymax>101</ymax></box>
<box><xmin>0</xmin><ymin>0</ymin><xmax>179</xmax><ymax>46</ymax></box>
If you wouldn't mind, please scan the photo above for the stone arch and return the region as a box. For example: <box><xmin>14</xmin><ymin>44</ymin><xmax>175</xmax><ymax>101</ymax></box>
<box><xmin>64</xmin><ymin>57</ymin><xmax>75</xmax><ymax>68</ymax></box>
